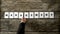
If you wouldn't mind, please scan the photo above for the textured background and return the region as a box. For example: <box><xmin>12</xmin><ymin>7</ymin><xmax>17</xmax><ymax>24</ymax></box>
<box><xmin>0</xmin><ymin>0</ymin><xmax>60</xmax><ymax>34</ymax></box>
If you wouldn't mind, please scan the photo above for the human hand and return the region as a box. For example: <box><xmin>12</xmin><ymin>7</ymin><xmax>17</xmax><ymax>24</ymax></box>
<box><xmin>21</xmin><ymin>18</ymin><xmax>27</xmax><ymax>23</ymax></box>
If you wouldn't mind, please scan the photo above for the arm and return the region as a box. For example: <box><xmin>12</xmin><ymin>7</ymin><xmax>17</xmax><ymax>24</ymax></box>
<box><xmin>17</xmin><ymin>18</ymin><xmax>27</xmax><ymax>34</ymax></box>
<box><xmin>17</xmin><ymin>22</ymin><xmax>25</xmax><ymax>34</ymax></box>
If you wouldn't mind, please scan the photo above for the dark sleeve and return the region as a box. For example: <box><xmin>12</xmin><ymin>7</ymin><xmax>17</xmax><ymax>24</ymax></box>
<box><xmin>17</xmin><ymin>22</ymin><xmax>25</xmax><ymax>34</ymax></box>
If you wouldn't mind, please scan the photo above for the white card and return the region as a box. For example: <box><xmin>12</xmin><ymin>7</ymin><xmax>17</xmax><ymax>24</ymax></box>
<box><xmin>45</xmin><ymin>12</ymin><xmax>49</xmax><ymax>18</ymax></box>
<box><xmin>50</xmin><ymin>12</ymin><xmax>54</xmax><ymax>18</ymax></box>
<box><xmin>9</xmin><ymin>12</ymin><xmax>14</xmax><ymax>18</ymax></box>
<box><xmin>19</xmin><ymin>12</ymin><xmax>23</xmax><ymax>18</ymax></box>
<box><xmin>14</xmin><ymin>12</ymin><xmax>18</xmax><ymax>18</ymax></box>
<box><xmin>40</xmin><ymin>12</ymin><xmax>44</xmax><ymax>18</ymax></box>
<box><xmin>29</xmin><ymin>12</ymin><xmax>33</xmax><ymax>18</ymax></box>
<box><xmin>4</xmin><ymin>12</ymin><xmax>9</xmax><ymax>18</ymax></box>
<box><xmin>34</xmin><ymin>12</ymin><xmax>39</xmax><ymax>18</ymax></box>
<box><xmin>24</xmin><ymin>12</ymin><xmax>29</xmax><ymax>18</ymax></box>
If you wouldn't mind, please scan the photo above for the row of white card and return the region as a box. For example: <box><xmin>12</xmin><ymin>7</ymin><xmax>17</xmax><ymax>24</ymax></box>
<box><xmin>4</xmin><ymin>12</ymin><xmax>54</xmax><ymax>18</ymax></box>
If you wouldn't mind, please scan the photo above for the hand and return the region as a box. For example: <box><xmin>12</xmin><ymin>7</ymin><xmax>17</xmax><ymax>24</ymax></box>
<box><xmin>21</xmin><ymin>18</ymin><xmax>27</xmax><ymax>23</ymax></box>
